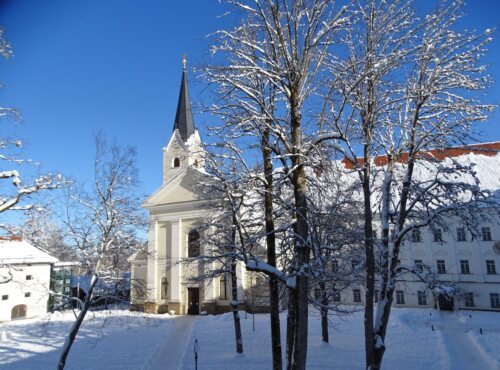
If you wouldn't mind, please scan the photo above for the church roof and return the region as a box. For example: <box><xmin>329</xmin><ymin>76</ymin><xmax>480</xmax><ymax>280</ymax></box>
<box><xmin>173</xmin><ymin>64</ymin><xmax>196</xmax><ymax>142</ymax></box>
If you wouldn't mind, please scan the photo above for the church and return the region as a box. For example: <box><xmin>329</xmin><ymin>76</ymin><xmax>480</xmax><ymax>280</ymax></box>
<box><xmin>129</xmin><ymin>62</ymin><xmax>249</xmax><ymax>315</ymax></box>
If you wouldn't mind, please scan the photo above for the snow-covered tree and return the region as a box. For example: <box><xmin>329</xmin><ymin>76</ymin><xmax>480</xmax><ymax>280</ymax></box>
<box><xmin>57</xmin><ymin>133</ymin><xmax>145</xmax><ymax>370</ymax></box>
<box><xmin>325</xmin><ymin>1</ymin><xmax>495</xmax><ymax>368</ymax></box>
<box><xmin>204</xmin><ymin>2</ymin><xmax>353</xmax><ymax>368</ymax></box>
<box><xmin>0</xmin><ymin>27</ymin><xmax>60</xmax><ymax>218</ymax></box>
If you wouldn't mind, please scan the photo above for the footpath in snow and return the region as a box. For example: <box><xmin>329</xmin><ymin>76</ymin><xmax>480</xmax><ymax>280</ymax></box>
<box><xmin>432</xmin><ymin>311</ymin><xmax>499</xmax><ymax>370</ymax></box>
<box><xmin>146</xmin><ymin>315</ymin><xmax>197</xmax><ymax>370</ymax></box>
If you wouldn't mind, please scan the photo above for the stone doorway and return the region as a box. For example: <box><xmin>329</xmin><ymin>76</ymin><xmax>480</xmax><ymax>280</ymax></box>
<box><xmin>187</xmin><ymin>288</ymin><xmax>199</xmax><ymax>315</ymax></box>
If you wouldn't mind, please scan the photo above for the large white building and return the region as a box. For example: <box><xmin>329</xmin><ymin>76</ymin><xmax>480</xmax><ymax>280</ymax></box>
<box><xmin>0</xmin><ymin>237</ymin><xmax>58</xmax><ymax>321</ymax></box>
<box><xmin>130</xmin><ymin>64</ymin><xmax>500</xmax><ymax>314</ymax></box>
<box><xmin>337</xmin><ymin>144</ymin><xmax>500</xmax><ymax>311</ymax></box>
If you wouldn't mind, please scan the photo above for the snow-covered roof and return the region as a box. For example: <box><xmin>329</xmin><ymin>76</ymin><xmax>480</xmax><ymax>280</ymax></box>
<box><xmin>0</xmin><ymin>237</ymin><xmax>59</xmax><ymax>265</ymax></box>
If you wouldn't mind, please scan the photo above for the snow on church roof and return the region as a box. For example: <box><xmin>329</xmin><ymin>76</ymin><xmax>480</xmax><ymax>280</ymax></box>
<box><xmin>0</xmin><ymin>236</ymin><xmax>58</xmax><ymax>265</ymax></box>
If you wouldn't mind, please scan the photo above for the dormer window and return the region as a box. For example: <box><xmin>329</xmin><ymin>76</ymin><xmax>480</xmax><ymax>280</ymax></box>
<box><xmin>173</xmin><ymin>158</ymin><xmax>180</xmax><ymax>168</ymax></box>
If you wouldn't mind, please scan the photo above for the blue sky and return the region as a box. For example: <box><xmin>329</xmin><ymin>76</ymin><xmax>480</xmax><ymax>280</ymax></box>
<box><xmin>0</xmin><ymin>0</ymin><xmax>499</xmax><ymax>199</ymax></box>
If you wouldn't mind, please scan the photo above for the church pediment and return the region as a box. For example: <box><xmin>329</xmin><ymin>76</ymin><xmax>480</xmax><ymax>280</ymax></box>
<box><xmin>144</xmin><ymin>167</ymin><xmax>209</xmax><ymax>207</ymax></box>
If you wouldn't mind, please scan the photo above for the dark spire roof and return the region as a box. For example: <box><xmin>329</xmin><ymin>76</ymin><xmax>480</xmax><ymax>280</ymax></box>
<box><xmin>173</xmin><ymin>61</ymin><xmax>195</xmax><ymax>142</ymax></box>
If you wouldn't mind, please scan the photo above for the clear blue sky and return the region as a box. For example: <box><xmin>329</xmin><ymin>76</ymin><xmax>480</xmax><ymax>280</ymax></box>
<box><xmin>1</xmin><ymin>0</ymin><xmax>499</xmax><ymax>198</ymax></box>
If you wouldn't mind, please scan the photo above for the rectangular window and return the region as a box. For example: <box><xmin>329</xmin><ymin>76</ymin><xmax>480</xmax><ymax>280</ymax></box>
<box><xmin>486</xmin><ymin>260</ymin><xmax>496</xmax><ymax>275</ymax></box>
<box><xmin>411</xmin><ymin>228</ymin><xmax>422</xmax><ymax>243</ymax></box>
<box><xmin>414</xmin><ymin>260</ymin><xmax>423</xmax><ymax>272</ymax></box>
<box><xmin>464</xmin><ymin>293</ymin><xmax>474</xmax><ymax>307</ymax></box>
<box><xmin>25</xmin><ymin>292</ymin><xmax>31</xmax><ymax>298</ymax></box>
<box><xmin>353</xmin><ymin>289</ymin><xmax>362</xmax><ymax>303</ymax></box>
<box><xmin>457</xmin><ymin>228</ymin><xmax>466</xmax><ymax>242</ymax></box>
<box><xmin>390</xmin><ymin>228</ymin><xmax>395</xmax><ymax>242</ymax></box>
<box><xmin>333</xmin><ymin>291</ymin><xmax>341</xmax><ymax>302</ymax></box>
<box><xmin>482</xmin><ymin>227</ymin><xmax>492</xmax><ymax>241</ymax></box>
<box><xmin>490</xmin><ymin>293</ymin><xmax>500</xmax><ymax>309</ymax></box>
<box><xmin>372</xmin><ymin>230</ymin><xmax>378</xmax><ymax>240</ymax></box>
<box><xmin>433</xmin><ymin>229</ymin><xmax>443</xmax><ymax>242</ymax></box>
<box><xmin>460</xmin><ymin>260</ymin><xmax>470</xmax><ymax>274</ymax></box>
<box><xmin>374</xmin><ymin>289</ymin><xmax>379</xmax><ymax>303</ymax></box>
<box><xmin>26</xmin><ymin>275</ymin><xmax>32</xmax><ymax>280</ymax></box>
<box><xmin>1</xmin><ymin>295</ymin><xmax>8</xmax><ymax>300</ymax></box>
<box><xmin>437</xmin><ymin>260</ymin><xmax>446</xmax><ymax>274</ymax></box>
<box><xmin>417</xmin><ymin>291</ymin><xmax>427</xmax><ymax>305</ymax></box>
<box><xmin>396</xmin><ymin>290</ymin><xmax>405</xmax><ymax>305</ymax></box>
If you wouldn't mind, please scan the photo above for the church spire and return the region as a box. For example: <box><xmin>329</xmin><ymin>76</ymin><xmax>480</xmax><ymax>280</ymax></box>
<box><xmin>173</xmin><ymin>55</ymin><xmax>195</xmax><ymax>142</ymax></box>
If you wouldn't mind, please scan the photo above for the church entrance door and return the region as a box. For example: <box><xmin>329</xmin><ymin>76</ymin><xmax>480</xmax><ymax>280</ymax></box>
<box><xmin>187</xmin><ymin>288</ymin><xmax>199</xmax><ymax>315</ymax></box>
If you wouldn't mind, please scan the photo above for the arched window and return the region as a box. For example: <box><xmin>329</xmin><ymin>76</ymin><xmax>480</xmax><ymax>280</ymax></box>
<box><xmin>161</xmin><ymin>277</ymin><xmax>169</xmax><ymax>299</ymax></box>
<box><xmin>188</xmin><ymin>229</ymin><xmax>200</xmax><ymax>257</ymax></box>
<box><xmin>11</xmin><ymin>304</ymin><xmax>27</xmax><ymax>320</ymax></box>
<box><xmin>173</xmin><ymin>158</ymin><xmax>180</xmax><ymax>168</ymax></box>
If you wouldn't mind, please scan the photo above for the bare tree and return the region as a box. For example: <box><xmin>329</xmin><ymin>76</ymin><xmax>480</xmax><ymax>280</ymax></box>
<box><xmin>326</xmin><ymin>1</ymin><xmax>495</xmax><ymax>368</ymax></box>
<box><xmin>57</xmin><ymin>133</ymin><xmax>145</xmax><ymax>370</ymax></box>
<box><xmin>204</xmin><ymin>2</ymin><xmax>352</xmax><ymax>368</ymax></box>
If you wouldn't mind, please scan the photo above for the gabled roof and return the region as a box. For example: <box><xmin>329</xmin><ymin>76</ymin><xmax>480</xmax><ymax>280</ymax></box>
<box><xmin>173</xmin><ymin>67</ymin><xmax>195</xmax><ymax>142</ymax></box>
<box><xmin>0</xmin><ymin>237</ymin><xmax>58</xmax><ymax>265</ymax></box>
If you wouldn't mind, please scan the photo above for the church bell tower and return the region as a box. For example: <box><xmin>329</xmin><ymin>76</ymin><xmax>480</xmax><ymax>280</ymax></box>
<box><xmin>163</xmin><ymin>56</ymin><xmax>205</xmax><ymax>183</ymax></box>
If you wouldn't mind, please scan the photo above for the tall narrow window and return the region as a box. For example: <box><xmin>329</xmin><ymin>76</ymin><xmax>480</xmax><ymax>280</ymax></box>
<box><xmin>161</xmin><ymin>277</ymin><xmax>168</xmax><ymax>299</ymax></box>
<box><xmin>188</xmin><ymin>229</ymin><xmax>200</xmax><ymax>257</ymax></box>
<box><xmin>220</xmin><ymin>275</ymin><xmax>229</xmax><ymax>300</ymax></box>
<box><xmin>437</xmin><ymin>260</ymin><xmax>446</xmax><ymax>274</ymax></box>
<box><xmin>433</xmin><ymin>229</ymin><xmax>443</xmax><ymax>242</ymax></box>
<box><xmin>353</xmin><ymin>289</ymin><xmax>361</xmax><ymax>303</ymax></box>
<box><xmin>173</xmin><ymin>157</ymin><xmax>181</xmax><ymax>168</ymax></box>
<box><xmin>460</xmin><ymin>260</ymin><xmax>470</xmax><ymax>274</ymax></box>
<box><xmin>482</xmin><ymin>227</ymin><xmax>492</xmax><ymax>241</ymax></box>
<box><xmin>457</xmin><ymin>228</ymin><xmax>466</xmax><ymax>242</ymax></box>
<box><xmin>396</xmin><ymin>290</ymin><xmax>405</xmax><ymax>305</ymax></box>
<box><xmin>490</xmin><ymin>293</ymin><xmax>500</xmax><ymax>309</ymax></box>
<box><xmin>417</xmin><ymin>291</ymin><xmax>427</xmax><ymax>305</ymax></box>
<box><xmin>486</xmin><ymin>260</ymin><xmax>496</xmax><ymax>275</ymax></box>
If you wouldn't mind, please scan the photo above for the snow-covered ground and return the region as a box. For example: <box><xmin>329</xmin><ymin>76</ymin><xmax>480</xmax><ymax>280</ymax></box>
<box><xmin>0</xmin><ymin>309</ymin><xmax>174</xmax><ymax>370</ymax></box>
<box><xmin>0</xmin><ymin>307</ymin><xmax>499</xmax><ymax>369</ymax></box>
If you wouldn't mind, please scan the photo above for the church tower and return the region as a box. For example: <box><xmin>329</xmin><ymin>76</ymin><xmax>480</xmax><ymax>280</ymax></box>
<box><xmin>162</xmin><ymin>57</ymin><xmax>205</xmax><ymax>183</ymax></box>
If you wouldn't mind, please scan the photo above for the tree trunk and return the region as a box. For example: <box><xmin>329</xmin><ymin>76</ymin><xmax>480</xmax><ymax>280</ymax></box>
<box><xmin>58</xmin><ymin>274</ymin><xmax>98</xmax><ymax>370</ymax></box>
<box><xmin>262</xmin><ymin>126</ymin><xmax>283</xmax><ymax>370</ymax></box>
<box><xmin>320</xmin><ymin>282</ymin><xmax>329</xmax><ymax>343</ymax></box>
<box><xmin>231</xmin><ymin>215</ymin><xmax>243</xmax><ymax>353</ymax></box>
<box><xmin>231</xmin><ymin>261</ymin><xmax>243</xmax><ymax>353</ymax></box>
<box><xmin>290</xmin><ymin>94</ymin><xmax>309</xmax><ymax>370</ymax></box>
<box><xmin>286</xmin><ymin>287</ymin><xmax>297</xmax><ymax>370</ymax></box>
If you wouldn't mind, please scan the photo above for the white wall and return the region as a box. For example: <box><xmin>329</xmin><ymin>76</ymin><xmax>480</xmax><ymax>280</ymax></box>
<box><xmin>0</xmin><ymin>263</ymin><xmax>51</xmax><ymax>321</ymax></box>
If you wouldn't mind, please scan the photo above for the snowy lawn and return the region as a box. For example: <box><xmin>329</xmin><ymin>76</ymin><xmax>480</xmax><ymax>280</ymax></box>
<box><xmin>1</xmin><ymin>307</ymin><xmax>498</xmax><ymax>369</ymax></box>
<box><xmin>180</xmin><ymin>308</ymin><xmax>498</xmax><ymax>370</ymax></box>
<box><xmin>0</xmin><ymin>309</ymin><xmax>174</xmax><ymax>370</ymax></box>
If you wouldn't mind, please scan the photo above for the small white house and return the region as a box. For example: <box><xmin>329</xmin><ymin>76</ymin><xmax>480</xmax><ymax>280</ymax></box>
<box><xmin>0</xmin><ymin>237</ymin><xmax>58</xmax><ymax>321</ymax></box>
